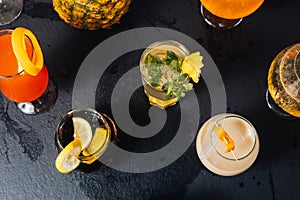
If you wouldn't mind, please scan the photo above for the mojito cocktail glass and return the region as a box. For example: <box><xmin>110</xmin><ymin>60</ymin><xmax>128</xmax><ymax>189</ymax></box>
<box><xmin>140</xmin><ymin>40</ymin><xmax>191</xmax><ymax>109</ymax></box>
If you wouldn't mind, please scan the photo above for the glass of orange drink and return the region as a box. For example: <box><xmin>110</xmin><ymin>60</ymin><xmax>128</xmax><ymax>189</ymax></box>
<box><xmin>0</xmin><ymin>0</ymin><xmax>23</xmax><ymax>26</ymax></box>
<box><xmin>0</xmin><ymin>28</ymin><xmax>57</xmax><ymax>114</ymax></box>
<box><xmin>199</xmin><ymin>0</ymin><xmax>264</xmax><ymax>28</ymax></box>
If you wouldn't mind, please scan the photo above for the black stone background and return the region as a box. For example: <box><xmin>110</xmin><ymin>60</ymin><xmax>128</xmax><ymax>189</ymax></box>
<box><xmin>0</xmin><ymin>0</ymin><xmax>300</xmax><ymax>199</ymax></box>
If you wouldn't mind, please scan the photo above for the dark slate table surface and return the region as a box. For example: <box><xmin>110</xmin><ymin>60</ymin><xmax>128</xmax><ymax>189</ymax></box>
<box><xmin>1</xmin><ymin>0</ymin><xmax>300</xmax><ymax>199</ymax></box>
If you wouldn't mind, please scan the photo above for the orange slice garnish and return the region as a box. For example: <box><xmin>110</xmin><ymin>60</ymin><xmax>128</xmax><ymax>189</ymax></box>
<box><xmin>214</xmin><ymin>125</ymin><xmax>235</xmax><ymax>153</ymax></box>
<box><xmin>11</xmin><ymin>27</ymin><xmax>43</xmax><ymax>76</ymax></box>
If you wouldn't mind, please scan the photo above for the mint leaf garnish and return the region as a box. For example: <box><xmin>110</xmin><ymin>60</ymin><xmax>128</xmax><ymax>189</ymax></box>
<box><xmin>144</xmin><ymin>50</ymin><xmax>194</xmax><ymax>100</ymax></box>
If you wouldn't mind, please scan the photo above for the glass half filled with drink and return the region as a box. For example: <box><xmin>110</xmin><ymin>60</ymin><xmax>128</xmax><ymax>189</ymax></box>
<box><xmin>196</xmin><ymin>113</ymin><xmax>259</xmax><ymax>176</ymax></box>
<box><xmin>140</xmin><ymin>40</ymin><xmax>204</xmax><ymax>109</ymax></box>
<box><xmin>55</xmin><ymin>108</ymin><xmax>117</xmax><ymax>173</ymax></box>
<box><xmin>266</xmin><ymin>43</ymin><xmax>300</xmax><ymax>119</ymax></box>
<box><xmin>199</xmin><ymin>0</ymin><xmax>264</xmax><ymax>28</ymax></box>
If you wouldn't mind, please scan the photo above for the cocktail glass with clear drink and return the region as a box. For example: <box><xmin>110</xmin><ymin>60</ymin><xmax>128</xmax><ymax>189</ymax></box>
<box><xmin>196</xmin><ymin>113</ymin><xmax>259</xmax><ymax>176</ymax></box>
<box><xmin>266</xmin><ymin>43</ymin><xmax>300</xmax><ymax>119</ymax></box>
<box><xmin>55</xmin><ymin>108</ymin><xmax>118</xmax><ymax>173</ymax></box>
<box><xmin>199</xmin><ymin>0</ymin><xmax>264</xmax><ymax>28</ymax></box>
<box><xmin>0</xmin><ymin>0</ymin><xmax>23</xmax><ymax>26</ymax></box>
<box><xmin>0</xmin><ymin>28</ymin><xmax>57</xmax><ymax>114</ymax></box>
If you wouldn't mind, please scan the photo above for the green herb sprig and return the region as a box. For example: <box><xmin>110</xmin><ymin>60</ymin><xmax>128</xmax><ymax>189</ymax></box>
<box><xmin>144</xmin><ymin>51</ymin><xmax>193</xmax><ymax>100</ymax></box>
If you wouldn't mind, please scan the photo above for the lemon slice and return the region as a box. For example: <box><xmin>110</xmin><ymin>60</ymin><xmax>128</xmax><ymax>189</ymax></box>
<box><xmin>82</xmin><ymin>127</ymin><xmax>109</xmax><ymax>164</ymax></box>
<box><xmin>72</xmin><ymin>117</ymin><xmax>93</xmax><ymax>150</ymax></box>
<box><xmin>11</xmin><ymin>27</ymin><xmax>44</xmax><ymax>76</ymax></box>
<box><xmin>55</xmin><ymin>140</ymin><xmax>81</xmax><ymax>173</ymax></box>
<box><xmin>182</xmin><ymin>52</ymin><xmax>204</xmax><ymax>83</ymax></box>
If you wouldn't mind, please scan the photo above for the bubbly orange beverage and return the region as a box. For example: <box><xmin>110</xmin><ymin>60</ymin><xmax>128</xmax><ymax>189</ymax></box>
<box><xmin>0</xmin><ymin>33</ymin><xmax>48</xmax><ymax>102</ymax></box>
<box><xmin>200</xmin><ymin>0</ymin><xmax>264</xmax><ymax>19</ymax></box>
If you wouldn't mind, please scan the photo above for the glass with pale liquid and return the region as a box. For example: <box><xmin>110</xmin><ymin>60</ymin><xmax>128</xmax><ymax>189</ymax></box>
<box><xmin>139</xmin><ymin>40</ymin><xmax>190</xmax><ymax>109</ymax></box>
<box><xmin>196</xmin><ymin>113</ymin><xmax>259</xmax><ymax>176</ymax></box>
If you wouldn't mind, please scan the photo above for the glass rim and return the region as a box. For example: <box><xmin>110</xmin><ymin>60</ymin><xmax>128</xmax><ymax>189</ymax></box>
<box><xmin>208</xmin><ymin>114</ymin><xmax>257</xmax><ymax>161</ymax></box>
<box><xmin>55</xmin><ymin>107</ymin><xmax>112</xmax><ymax>160</ymax></box>
<box><xmin>139</xmin><ymin>40</ymin><xmax>191</xmax><ymax>92</ymax></box>
<box><xmin>294</xmin><ymin>49</ymin><xmax>300</xmax><ymax>81</ymax></box>
<box><xmin>139</xmin><ymin>39</ymin><xmax>190</xmax><ymax>66</ymax></box>
<box><xmin>0</xmin><ymin>29</ymin><xmax>34</xmax><ymax>79</ymax></box>
<box><xmin>280</xmin><ymin>43</ymin><xmax>300</xmax><ymax>101</ymax></box>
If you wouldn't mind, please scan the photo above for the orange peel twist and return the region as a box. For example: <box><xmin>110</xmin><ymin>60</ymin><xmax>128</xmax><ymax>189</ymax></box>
<box><xmin>11</xmin><ymin>27</ymin><xmax>43</xmax><ymax>76</ymax></box>
<box><xmin>214</xmin><ymin>125</ymin><xmax>235</xmax><ymax>153</ymax></box>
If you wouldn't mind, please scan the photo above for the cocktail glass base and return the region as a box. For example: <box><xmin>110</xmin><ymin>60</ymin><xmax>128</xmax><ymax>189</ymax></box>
<box><xmin>0</xmin><ymin>0</ymin><xmax>23</xmax><ymax>26</ymax></box>
<box><xmin>265</xmin><ymin>90</ymin><xmax>298</xmax><ymax>120</ymax></box>
<box><xmin>200</xmin><ymin>5</ymin><xmax>242</xmax><ymax>29</ymax></box>
<box><xmin>144</xmin><ymin>90</ymin><xmax>178</xmax><ymax>109</ymax></box>
<box><xmin>16</xmin><ymin>79</ymin><xmax>57</xmax><ymax>114</ymax></box>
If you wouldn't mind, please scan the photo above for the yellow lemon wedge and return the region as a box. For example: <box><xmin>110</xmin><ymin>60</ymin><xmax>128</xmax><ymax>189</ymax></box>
<box><xmin>182</xmin><ymin>52</ymin><xmax>204</xmax><ymax>83</ymax></box>
<box><xmin>82</xmin><ymin>127</ymin><xmax>109</xmax><ymax>164</ymax></box>
<box><xmin>11</xmin><ymin>27</ymin><xmax>44</xmax><ymax>76</ymax></box>
<box><xmin>72</xmin><ymin>117</ymin><xmax>93</xmax><ymax>150</ymax></box>
<box><xmin>55</xmin><ymin>139</ymin><xmax>82</xmax><ymax>173</ymax></box>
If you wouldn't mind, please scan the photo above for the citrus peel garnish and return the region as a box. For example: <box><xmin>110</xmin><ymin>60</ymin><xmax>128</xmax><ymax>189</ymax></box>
<box><xmin>182</xmin><ymin>52</ymin><xmax>204</xmax><ymax>83</ymax></box>
<box><xmin>11</xmin><ymin>27</ymin><xmax>44</xmax><ymax>76</ymax></box>
<box><xmin>55</xmin><ymin>139</ymin><xmax>81</xmax><ymax>173</ymax></box>
<box><xmin>214</xmin><ymin>125</ymin><xmax>235</xmax><ymax>153</ymax></box>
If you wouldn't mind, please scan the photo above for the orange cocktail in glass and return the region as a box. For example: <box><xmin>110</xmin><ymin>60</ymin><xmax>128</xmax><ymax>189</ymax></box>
<box><xmin>0</xmin><ymin>31</ymin><xmax>48</xmax><ymax>102</ymax></box>
<box><xmin>0</xmin><ymin>28</ymin><xmax>56</xmax><ymax>114</ymax></box>
<box><xmin>200</xmin><ymin>0</ymin><xmax>264</xmax><ymax>28</ymax></box>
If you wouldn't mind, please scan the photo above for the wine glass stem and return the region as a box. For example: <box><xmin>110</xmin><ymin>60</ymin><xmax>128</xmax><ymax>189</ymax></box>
<box><xmin>16</xmin><ymin>78</ymin><xmax>57</xmax><ymax>115</ymax></box>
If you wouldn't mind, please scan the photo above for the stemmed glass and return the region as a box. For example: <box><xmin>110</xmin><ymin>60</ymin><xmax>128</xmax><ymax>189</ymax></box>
<box><xmin>199</xmin><ymin>0</ymin><xmax>264</xmax><ymax>28</ymax></box>
<box><xmin>0</xmin><ymin>28</ymin><xmax>57</xmax><ymax>114</ymax></box>
<box><xmin>0</xmin><ymin>0</ymin><xmax>23</xmax><ymax>25</ymax></box>
<box><xmin>266</xmin><ymin>44</ymin><xmax>300</xmax><ymax>119</ymax></box>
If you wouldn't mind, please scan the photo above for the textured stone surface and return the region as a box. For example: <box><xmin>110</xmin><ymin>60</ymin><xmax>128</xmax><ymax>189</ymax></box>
<box><xmin>0</xmin><ymin>0</ymin><xmax>300</xmax><ymax>199</ymax></box>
